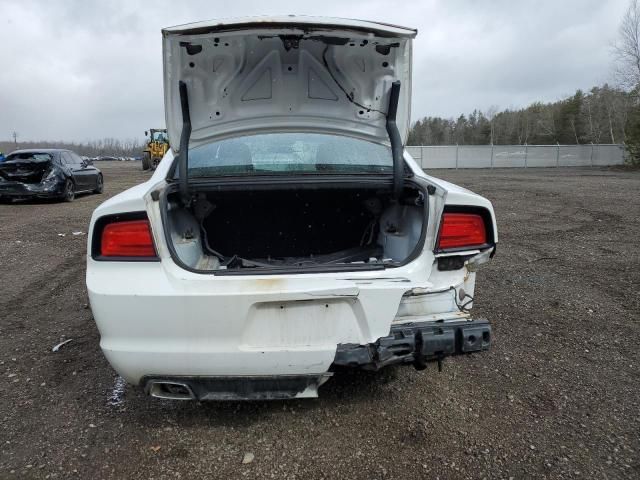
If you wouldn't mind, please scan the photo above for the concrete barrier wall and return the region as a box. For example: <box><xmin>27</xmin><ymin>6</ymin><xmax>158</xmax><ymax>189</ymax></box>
<box><xmin>407</xmin><ymin>144</ymin><xmax>625</xmax><ymax>169</ymax></box>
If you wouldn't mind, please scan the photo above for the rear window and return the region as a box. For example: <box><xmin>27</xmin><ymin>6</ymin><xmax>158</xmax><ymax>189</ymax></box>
<box><xmin>186</xmin><ymin>133</ymin><xmax>392</xmax><ymax>177</ymax></box>
<box><xmin>6</xmin><ymin>152</ymin><xmax>53</xmax><ymax>162</ymax></box>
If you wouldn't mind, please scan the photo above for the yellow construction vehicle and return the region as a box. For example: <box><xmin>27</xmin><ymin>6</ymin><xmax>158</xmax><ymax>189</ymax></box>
<box><xmin>142</xmin><ymin>129</ymin><xmax>169</xmax><ymax>171</ymax></box>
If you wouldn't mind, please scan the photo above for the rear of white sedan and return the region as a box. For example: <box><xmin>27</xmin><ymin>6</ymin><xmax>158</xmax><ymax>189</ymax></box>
<box><xmin>86</xmin><ymin>16</ymin><xmax>497</xmax><ymax>400</ymax></box>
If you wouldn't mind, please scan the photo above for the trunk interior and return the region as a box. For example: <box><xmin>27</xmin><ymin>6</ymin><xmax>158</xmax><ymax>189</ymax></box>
<box><xmin>164</xmin><ymin>183</ymin><xmax>426</xmax><ymax>273</ymax></box>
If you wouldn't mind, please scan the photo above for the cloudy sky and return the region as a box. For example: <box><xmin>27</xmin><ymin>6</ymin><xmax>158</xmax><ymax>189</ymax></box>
<box><xmin>0</xmin><ymin>0</ymin><xmax>629</xmax><ymax>142</ymax></box>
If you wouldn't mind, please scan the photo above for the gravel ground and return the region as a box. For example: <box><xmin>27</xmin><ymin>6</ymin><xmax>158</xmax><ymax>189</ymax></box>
<box><xmin>0</xmin><ymin>162</ymin><xmax>638</xmax><ymax>479</ymax></box>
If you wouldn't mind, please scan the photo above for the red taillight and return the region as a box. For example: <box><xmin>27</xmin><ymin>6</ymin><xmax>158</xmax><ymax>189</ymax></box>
<box><xmin>100</xmin><ymin>220</ymin><xmax>156</xmax><ymax>257</ymax></box>
<box><xmin>437</xmin><ymin>213</ymin><xmax>487</xmax><ymax>250</ymax></box>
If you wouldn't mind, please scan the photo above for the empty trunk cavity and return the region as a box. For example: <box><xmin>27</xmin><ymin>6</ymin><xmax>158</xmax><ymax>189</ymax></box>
<box><xmin>164</xmin><ymin>183</ymin><xmax>426</xmax><ymax>274</ymax></box>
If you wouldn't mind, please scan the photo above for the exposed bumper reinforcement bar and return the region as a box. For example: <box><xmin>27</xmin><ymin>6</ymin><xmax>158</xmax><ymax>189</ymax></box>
<box><xmin>332</xmin><ymin>318</ymin><xmax>491</xmax><ymax>371</ymax></box>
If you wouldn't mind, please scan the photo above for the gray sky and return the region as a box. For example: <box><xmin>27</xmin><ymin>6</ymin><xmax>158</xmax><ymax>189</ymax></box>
<box><xmin>0</xmin><ymin>0</ymin><xmax>629</xmax><ymax>142</ymax></box>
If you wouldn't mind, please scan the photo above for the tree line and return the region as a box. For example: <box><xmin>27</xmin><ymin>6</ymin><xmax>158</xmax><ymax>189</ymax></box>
<box><xmin>407</xmin><ymin>84</ymin><xmax>631</xmax><ymax>146</ymax></box>
<box><xmin>0</xmin><ymin>137</ymin><xmax>143</xmax><ymax>157</ymax></box>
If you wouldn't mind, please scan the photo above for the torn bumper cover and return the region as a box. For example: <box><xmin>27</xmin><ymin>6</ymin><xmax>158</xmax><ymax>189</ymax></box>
<box><xmin>333</xmin><ymin>319</ymin><xmax>491</xmax><ymax>371</ymax></box>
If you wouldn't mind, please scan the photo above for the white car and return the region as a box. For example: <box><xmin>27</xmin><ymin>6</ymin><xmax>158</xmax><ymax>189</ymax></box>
<box><xmin>87</xmin><ymin>16</ymin><xmax>497</xmax><ymax>401</ymax></box>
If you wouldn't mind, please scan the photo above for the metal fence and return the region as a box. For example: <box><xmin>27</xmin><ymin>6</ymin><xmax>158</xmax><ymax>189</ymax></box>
<box><xmin>405</xmin><ymin>144</ymin><xmax>625</xmax><ymax>169</ymax></box>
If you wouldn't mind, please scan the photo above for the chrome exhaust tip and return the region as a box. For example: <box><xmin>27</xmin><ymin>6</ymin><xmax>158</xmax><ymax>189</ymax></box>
<box><xmin>146</xmin><ymin>380</ymin><xmax>196</xmax><ymax>400</ymax></box>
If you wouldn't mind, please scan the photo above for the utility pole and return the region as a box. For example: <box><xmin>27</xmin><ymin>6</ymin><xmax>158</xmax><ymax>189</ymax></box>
<box><xmin>12</xmin><ymin>131</ymin><xmax>18</xmax><ymax>147</ymax></box>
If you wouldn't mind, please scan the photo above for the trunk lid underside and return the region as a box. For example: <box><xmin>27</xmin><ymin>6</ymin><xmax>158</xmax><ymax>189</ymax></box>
<box><xmin>162</xmin><ymin>16</ymin><xmax>416</xmax><ymax>151</ymax></box>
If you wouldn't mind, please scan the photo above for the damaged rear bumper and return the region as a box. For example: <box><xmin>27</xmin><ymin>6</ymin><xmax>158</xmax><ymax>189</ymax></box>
<box><xmin>0</xmin><ymin>181</ymin><xmax>63</xmax><ymax>198</ymax></box>
<box><xmin>332</xmin><ymin>318</ymin><xmax>491</xmax><ymax>371</ymax></box>
<box><xmin>142</xmin><ymin>374</ymin><xmax>332</xmax><ymax>401</ymax></box>
<box><xmin>137</xmin><ymin>320</ymin><xmax>490</xmax><ymax>401</ymax></box>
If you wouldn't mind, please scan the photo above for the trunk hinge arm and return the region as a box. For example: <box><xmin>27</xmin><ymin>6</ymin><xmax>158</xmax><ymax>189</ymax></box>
<box><xmin>386</xmin><ymin>80</ymin><xmax>403</xmax><ymax>200</ymax></box>
<box><xmin>178</xmin><ymin>81</ymin><xmax>192</xmax><ymax>206</ymax></box>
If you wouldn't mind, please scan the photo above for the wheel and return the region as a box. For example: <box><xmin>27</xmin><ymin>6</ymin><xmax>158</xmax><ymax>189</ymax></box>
<box><xmin>93</xmin><ymin>174</ymin><xmax>104</xmax><ymax>194</ymax></box>
<box><xmin>61</xmin><ymin>180</ymin><xmax>75</xmax><ymax>202</ymax></box>
<box><xmin>151</xmin><ymin>157</ymin><xmax>161</xmax><ymax>170</ymax></box>
<box><xmin>142</xmin><ymin>152</ymin><xmax>151</xmax><ymax>171</ymax></box>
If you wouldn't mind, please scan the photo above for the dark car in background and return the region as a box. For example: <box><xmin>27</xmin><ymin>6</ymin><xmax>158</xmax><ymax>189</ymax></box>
<box><xmin>0</xmin><ymin>149</ymin><xmax>103</xmax><ymax>202</ymax></box>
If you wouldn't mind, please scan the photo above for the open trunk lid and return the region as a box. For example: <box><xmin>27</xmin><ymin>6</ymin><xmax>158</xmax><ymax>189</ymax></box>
<box><xmin>162</xmin><ymin>16</ymin><xmax>416</xmax><ymax>152</ymax></box>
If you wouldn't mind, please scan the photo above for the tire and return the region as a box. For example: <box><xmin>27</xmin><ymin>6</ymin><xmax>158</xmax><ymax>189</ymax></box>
<box><xmin>151</xmin><ymin>157</ymin><xmax>161</xmax><ymax>170</ymax></box>
<box><xmin>93</xmin><ymin>174</ymin><xmax>104</xmax><ymax>194</ymax></box>
<box><xmin>142</xmin><ymin>153</ymin><xmax>151</xmax><ymax>171</ymax></box>
<box><xmin>61</xmin><ymin>180</ymin><xmax>75</xmax><ymax>202</ymax></box>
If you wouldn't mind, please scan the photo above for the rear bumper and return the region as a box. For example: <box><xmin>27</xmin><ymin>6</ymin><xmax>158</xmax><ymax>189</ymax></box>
<box><xmin>333</xmin><ymin>318</ymin><xmax>491</xmax><ymax>370</ymax></box>
<box><xmin>88</xmin><ymin>260</ymin><xmax>489</xmax><ymax>399</ymax></box>
<box><xmin>142</xmin><ymin>374</ymin><xmax>332</xmax><ymax>401</ymax></box>
<box><xmin>88</xmin><ymin>262</ymin><xmax>416</xmax><ymax>384</ymax></box>
<box><xmin>137</xmin><ymin>320</ymin><xmax>491</xmax><ymax>400</ymax></box>
<box><xmin>0</xmin><ymin>181</ymin><xmax>63</xmax><ymax>198</ymax></box>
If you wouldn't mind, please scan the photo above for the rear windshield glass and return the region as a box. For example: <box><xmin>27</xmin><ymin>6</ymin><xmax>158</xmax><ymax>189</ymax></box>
<box><xmin>5</xmin><ymin>152</ymin><xmax>53</xmax><ymax>162</ymax></box>
<box><xmin>186</xmin><ymin>133</ymin><xmax>392</xmax><ymax>177</ymax></box>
